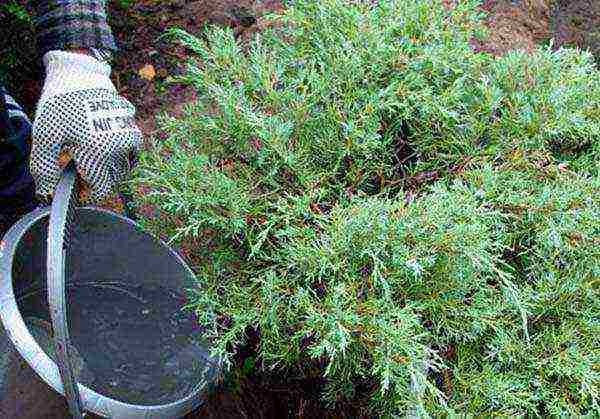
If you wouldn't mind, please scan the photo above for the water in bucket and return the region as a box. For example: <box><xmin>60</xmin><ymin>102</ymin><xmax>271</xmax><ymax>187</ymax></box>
<box><xmin>19</xmin><ymin>285</ymin><xmax>210</xmax><ymax>405</ymax></box>
<box><xmin>8</xmin><ymin>209</ymin><xmax>219</xmax><ymax>411</ymax></box>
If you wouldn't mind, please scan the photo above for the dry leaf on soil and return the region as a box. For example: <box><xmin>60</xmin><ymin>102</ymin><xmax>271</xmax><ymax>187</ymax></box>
<box><xmin>139</xmin><ymin>64</ymin><xmax>156</xmax><ymax>81</ymax></box>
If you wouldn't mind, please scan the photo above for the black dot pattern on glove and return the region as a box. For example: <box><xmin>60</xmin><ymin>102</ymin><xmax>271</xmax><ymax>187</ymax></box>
<box><xmin>31</xmin><ymin>88</ymin><xmax>143</xmax><ymax>201</ymax></box>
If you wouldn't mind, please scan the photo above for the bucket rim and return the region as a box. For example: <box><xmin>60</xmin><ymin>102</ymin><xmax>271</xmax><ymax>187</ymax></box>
<box><xmin>0</xmin><ymin>206</ymin><xmax>213</xmax><ymax>418</ymax></box>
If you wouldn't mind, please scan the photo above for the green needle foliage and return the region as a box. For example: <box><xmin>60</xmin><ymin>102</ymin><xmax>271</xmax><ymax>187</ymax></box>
<box><xmin>133</xmin><ymin>0</ymin><xmax>600</xmax><ymax>415</ymax></box>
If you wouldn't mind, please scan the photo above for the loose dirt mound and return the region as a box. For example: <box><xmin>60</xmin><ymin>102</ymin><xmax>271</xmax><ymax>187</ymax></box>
<box><xmin>554</xmin><ymin>0</ymin><xmax>600</xmax><ymax>61</ymax></box>
<box><xmin>473</xmin><ymin>0</ymin><xmax>600</xmax><ymax>60</ymax></box>
<box><xmin>472</xmin><ymin>0</ymin><xmax>553</xmax><ymax>55</ymax></box>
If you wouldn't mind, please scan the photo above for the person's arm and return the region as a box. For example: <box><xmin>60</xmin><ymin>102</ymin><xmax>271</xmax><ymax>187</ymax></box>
<box><xmin>30</xmin><ymin>1</ymin><xmax>142</xmax><ymax>202</ymax></box>
<box><xmin>34</xmin><ymin>0</ymin><xmax>116</xmax><ymax>57</ymax></box>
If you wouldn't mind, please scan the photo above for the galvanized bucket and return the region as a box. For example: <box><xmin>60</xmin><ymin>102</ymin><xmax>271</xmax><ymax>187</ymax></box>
<box><xmin>0</xmin><ymin>166</ymin><xmax>221</xmax><ymax>418</ymax></box>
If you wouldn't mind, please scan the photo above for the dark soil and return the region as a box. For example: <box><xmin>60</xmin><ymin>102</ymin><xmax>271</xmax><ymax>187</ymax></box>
<box><xmin>553</xmin><ymin>0</ymin><xmax>600</xmax><ymax>62</ymax></box>
<box><xmin>1</xmin><ymin>0</ymin><xmax>599</xmax><ymax>418</ymax></box>
<box><xmin>472</xmin><ymin>0</ymin><xmax>553</xmax><ymax>56</ymax></box>
<box><xmin>107</xmin><ymin>0</ymin><xmax>284</xmax><ymax>138</ymax></box>
<box><xmin>473</xmin><ymin>0</ymin><xmax>600</xmax><ymax>60</ymax></box>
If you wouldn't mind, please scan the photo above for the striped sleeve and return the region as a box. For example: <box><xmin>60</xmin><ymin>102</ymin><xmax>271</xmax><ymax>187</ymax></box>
<box><xmin>34</xmin><ymin>1</ymin><xmax>116</xmax><ymax>55</ymax></box>
<box><xmin>1</xmin><ymin>87</ymin><xmax>30</xmax><ymax>126</ymax></box>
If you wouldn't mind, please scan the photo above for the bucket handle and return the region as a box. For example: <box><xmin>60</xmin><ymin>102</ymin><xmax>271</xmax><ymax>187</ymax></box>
<box><xmin>47</xmin><ymin>161</ymin><xmax>84</xmax><ymax>419</ymax></box>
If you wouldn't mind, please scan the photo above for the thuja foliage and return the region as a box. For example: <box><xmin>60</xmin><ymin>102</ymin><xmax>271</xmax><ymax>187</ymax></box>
<box><xmin>133</xmin><ymin>0</ymin><xmax>600</xmax><ymax>415</ymax></box>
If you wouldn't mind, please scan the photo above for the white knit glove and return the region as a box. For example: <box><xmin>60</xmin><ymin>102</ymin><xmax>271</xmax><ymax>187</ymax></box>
<box><xmin>31</xmin><ymin>51</ymin><xmax>142</xmax><ymax>201</ymax></box>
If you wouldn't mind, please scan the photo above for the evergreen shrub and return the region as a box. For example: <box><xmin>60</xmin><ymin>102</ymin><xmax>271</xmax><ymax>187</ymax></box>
<box><xmin>133</xmin><ymin>0</ymin><xmax>599</xmax><ymax>415</ymax></box>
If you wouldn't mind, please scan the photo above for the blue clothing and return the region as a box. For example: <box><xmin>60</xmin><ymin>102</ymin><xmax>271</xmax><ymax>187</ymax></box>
<box><xmin>0</xmin><ymin>86</ymin><xmax>37</xmax><ymax>235</ymax></box>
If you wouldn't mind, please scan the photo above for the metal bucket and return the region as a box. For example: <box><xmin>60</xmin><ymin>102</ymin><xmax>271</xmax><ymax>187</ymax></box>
<box><xmin>0</xmin><ymin>205</ymin><xmax>220</xmax><ymax>418</ymax></box>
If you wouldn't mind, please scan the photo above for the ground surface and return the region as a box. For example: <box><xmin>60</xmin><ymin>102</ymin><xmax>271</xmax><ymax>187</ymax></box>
<box><xmin>554</xmin><ymin>0</ymin><xmax>600</xmax><ymax>60</ymax></box>
<box><xmin>0</xmin><ymin>0</ymin><xmax>599</xmax><ymax>417</ymax></box>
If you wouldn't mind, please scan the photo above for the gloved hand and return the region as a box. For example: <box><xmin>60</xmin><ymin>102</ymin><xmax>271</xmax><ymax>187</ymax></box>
<box><xmin>31</xmin><ymin>51</ymin><xmax>142</xmax><ymax>202</ymax></box>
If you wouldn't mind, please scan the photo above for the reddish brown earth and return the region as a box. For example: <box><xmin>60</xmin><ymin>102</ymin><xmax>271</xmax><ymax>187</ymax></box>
<box><xmin>553</xmin><ymin>0</ymin><xmax>600</xmax><ymax>61</ymax></box>
<box><xmin>108</xmin><ymin>0</ymin><xmax>284</xmax><ymax>139</ymax></box>
<box><xmin>473</xmin><ymin>0</ymin><xmax>599</xmax><ymax>60</ymax></box>
<box><xmin>473</xmin><ymin>0</ymin><xmax>553</xmax><ymax>56</ymax></box>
